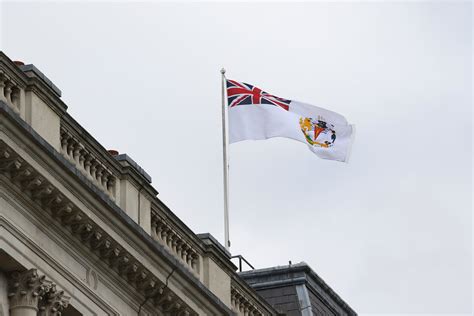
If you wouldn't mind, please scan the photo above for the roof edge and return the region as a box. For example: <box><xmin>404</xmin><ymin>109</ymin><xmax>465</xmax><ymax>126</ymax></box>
<box><xmin>239</xmin><ymin>262</ymin><xmax>357</xmax><ymax>315</ymax></box>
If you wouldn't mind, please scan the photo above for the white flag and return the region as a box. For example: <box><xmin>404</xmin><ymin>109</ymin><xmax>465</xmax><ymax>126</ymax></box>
<box><xmin>226</xmin><ymin>79</ymin><xmax>354</xmax><ymax>162</ymax></box>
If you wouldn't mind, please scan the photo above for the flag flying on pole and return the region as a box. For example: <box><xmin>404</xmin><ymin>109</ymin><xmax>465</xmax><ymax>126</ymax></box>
<box><xmin>226</xmin><ymin>79</ymin><xmax>354</xmax><ymax>162</ymax></box>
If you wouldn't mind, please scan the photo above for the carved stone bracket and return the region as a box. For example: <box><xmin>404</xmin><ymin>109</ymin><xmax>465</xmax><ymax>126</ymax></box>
<box><xmin>0</xmin><ymin>141</ymin><xmax>199</xmax><ymax>315</ymax></box>
<box><xmin>150</xmin><ymin>288</ymin><xmax>194</xmax><ymax>316</ymax></box>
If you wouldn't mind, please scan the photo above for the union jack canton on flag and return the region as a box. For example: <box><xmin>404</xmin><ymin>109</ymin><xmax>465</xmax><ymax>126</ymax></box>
<box><xmin>226</xmin><ymin>79</ymin><xmax>291</xmax><ymax>111</ymax></box>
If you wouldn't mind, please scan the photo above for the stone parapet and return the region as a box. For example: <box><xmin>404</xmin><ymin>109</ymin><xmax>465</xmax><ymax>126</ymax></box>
<box><xmin>0</xmin><ymin>52</ymin><xmax>67</xmax><ymax>152</ymax></box>
<box><xmin>0</xmin><ymin>69</ymin><xmax>24</xmax><ymax>116</ymax></box>
<box><xmin>151</xmin><ymin>210</ymin><xmax>202</xmax><ymax>276</ymax></box>
<box><xmin>60</xmin><ymin>125</ymin><xmax>118</xmax><ymax>200</ymax></box>
<box><xmin>0</xmin><ymin>106</ymin><xmax>235</xmax><ymax>314</ymax></box>
<box><xmin>231</xmin><ymin>277</ymin><xmax>274</xmax><ymax>316</ymax></box>
<box><xmin>0</xmin><ymin>52</ymin><xmax>280</xmax><ymax>316</ymax></box>
<box><xmin>0</xmin><ymin>139</ymin><xmax>199</xmax><ymax>315</ymax></box>
<box><xmin>0</xmin><ymin>51</ymin><xmax>157</xmax><ymax>233</ymax></box>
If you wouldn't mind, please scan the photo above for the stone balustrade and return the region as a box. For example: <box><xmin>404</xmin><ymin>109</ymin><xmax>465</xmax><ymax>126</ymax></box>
<box><xmin>231</xmin><ymin>282</ymin><xmax>265</xmax><ymax>316</ymax></box>
<box><xmin>151</xmin><ymin>211</ymin><xmax>201</xmax><ymax>275</ymax></box>
<box><xmin>60</xmin><ymin>126</ymin><xmax>117</xmax><ymax>200</ymax></box>
<box><xmin>0</xmin><ymin>69</ymin><xmax>24</xmax><ymax>114</ymax></box>
<box><xmin>0</xmin><ymin>142</ymin><xmax>198</xmax><ymax>315</ymax></box>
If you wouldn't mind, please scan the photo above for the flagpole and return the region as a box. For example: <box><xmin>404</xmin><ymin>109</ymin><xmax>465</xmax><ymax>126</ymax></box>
<box><xmin>220</xmin><ymin>68</ymin><xmax>230</xmax><ymax>251</ymax></box>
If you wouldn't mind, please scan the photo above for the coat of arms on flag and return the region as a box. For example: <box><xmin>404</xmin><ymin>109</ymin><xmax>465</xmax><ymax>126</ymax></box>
<box><xmin>299</xmin><ymin>116</ymin><xmax>337</xmax><ymax>148</ymax></box>
<box><xmin>226</xmin><ymin>79</ymin><xmax>354</xmax><ymax>162</ymax></box>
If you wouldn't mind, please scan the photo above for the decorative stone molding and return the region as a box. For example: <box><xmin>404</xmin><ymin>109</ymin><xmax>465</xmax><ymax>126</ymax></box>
<box><xmin>149</xmin><ymin>288</ymin><xmax>194</xmax><ymax>316</ymax></box>
<box><xmin>7</xmin><ymin>269</ymin><xmax>50</xmax><ymax>313</ymax></box>
<box><xmin>231</xmin><ymin>281</ymin><xmax>265</xmax><ymax>316</ymax></box>
<box><xmin>60</xmin><ymin>126</ymin><xmax>117</xmax><ymax>200</ymax></box>
<box><xmin>151</xmin><ymin>211</ymin><xmax>201</xmax><ymax>275</ymax></box>
<box><xmin>38</xmin><ymin>284</ymin><xmax>70</xmax><ymax>316</ymax></box>
<box><xmin>0</xmin><ymin>52</ymin><xmax>272</xmax><ymax>315</ymax></box>
<box><xmin>0</xmin><ymin>141</ymin><xmax>199</xmax><ymax>315</ymax></box>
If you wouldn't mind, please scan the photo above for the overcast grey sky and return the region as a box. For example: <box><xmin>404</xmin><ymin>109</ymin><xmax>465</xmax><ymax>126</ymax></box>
<box><xmin>1</xmin><ymin>1</ymin><xmax>472</xmax><ymax>314</ymax></box>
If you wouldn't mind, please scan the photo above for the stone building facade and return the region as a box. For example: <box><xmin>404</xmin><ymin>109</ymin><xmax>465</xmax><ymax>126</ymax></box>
<box><xmin>0</xmin><ymin>51</ymin><xmax>355</xmax><ymax>315</ymax></box>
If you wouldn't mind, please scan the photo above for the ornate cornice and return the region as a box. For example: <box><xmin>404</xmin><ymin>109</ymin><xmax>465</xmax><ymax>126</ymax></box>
<box><xmin>0</xmin><ymin>54</ymin><xmax>268</xmax><ymax>313</ymax></box>
<box><xmin>0</xmin><ymin>215</ymin><xmax>120</xmax><ymax>314</ymax></box>
<box><xmin>0</xmin><ymin>67</ymin><xmax>280</xmax><ymax>314</ymax></box>
<box><xmin>0</xmin><ymin>101</ymin><xmax>236</xmax><ymax>314</ymax></box>
<box><xmin>0</xmin><ymin>140</ymin><xmax>199</xmax><ymax>315</ymax></box>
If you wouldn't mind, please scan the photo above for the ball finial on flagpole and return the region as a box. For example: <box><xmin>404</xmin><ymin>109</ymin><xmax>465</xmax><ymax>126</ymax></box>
<box><xmin>220</xmin><ymin>68</ymin><xmax>226</xmax><ymax>75</ymax></box>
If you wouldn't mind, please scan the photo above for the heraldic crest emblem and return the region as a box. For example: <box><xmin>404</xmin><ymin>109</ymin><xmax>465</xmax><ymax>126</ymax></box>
<box><xmin>299</xmin><ymin>116</ymin><xmax>337</xmax><ymax>148</ymax></box>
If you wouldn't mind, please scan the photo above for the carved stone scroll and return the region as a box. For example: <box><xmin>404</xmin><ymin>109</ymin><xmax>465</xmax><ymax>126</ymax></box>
<box><xmin>38</xmin><ymin>284</ymin><xmax>70</xmax><ymax>316</ymax></box>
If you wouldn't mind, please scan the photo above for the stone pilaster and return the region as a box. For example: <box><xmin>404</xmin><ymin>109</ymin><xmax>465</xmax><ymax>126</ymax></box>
<box><xmin>7</xmin><ymin>269</ymin><xmax>49</xmax><ymax>316</ymax></box>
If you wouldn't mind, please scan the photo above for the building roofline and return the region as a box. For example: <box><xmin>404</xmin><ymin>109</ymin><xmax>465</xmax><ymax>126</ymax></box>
<box><xmin>0</xmin><ymin>100</ymin><xmax>235</xmax><ymax>315</ymax></box>
<box><xmin>59</xmin><ymin>111</ymin><xmax>157</xmax><ymax>194</ymax></box>
<box><xmin>115</xmin><ymin>153</ymin><xmax>152</xmax><ymax>183</ymax></box>
<box><xmin>0</xmin><ymin>51</ymin><xmax>281</xmax><ymax>315</ymax></box>
<box><xmin>19</xmin><ymin>63</ymin><xmax>62</xmax><ymax>97</ymax></box>
<box><xmin>0</xmin><ymin>51</ymin><xmax>68</xmax><ymax>116</ymax></box>
<box><xmin>197</xmin><ymin>233</ymin><xmax>231</xmax><ymax>258</ymax></box>
<box><xmin>239</xmin><ymin>262</ymin><xmax>357</xmax><ymax>315</ymax></box>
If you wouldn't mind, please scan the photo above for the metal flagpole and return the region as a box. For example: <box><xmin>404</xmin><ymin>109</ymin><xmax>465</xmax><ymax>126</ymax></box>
<box><xmin>220</xmin><ymin>68</ymin><xmax>230</xmax><ymax>251</ymax></box>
